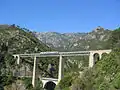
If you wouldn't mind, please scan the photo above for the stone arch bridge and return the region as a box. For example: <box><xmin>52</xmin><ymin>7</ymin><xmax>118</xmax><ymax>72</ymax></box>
<box><xmin>13</xmin><ymin>49</ymin><xmax>111</xmax><ymax>89</ymax></box>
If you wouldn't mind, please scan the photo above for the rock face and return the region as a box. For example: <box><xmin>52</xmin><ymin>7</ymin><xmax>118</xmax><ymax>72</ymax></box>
<box><xmin>34</xmin><ymin>26</ymin><xmax>111</xmax><ymax>51</ymax></box>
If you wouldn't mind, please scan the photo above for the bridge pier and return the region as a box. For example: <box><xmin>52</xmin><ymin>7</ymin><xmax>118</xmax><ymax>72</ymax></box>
<box><xmin>89</xmin><ymin>52</ymin><xmax>94</xmax><ymax>68</ymax></box>
<box><xmin>17</xmin><ymin>55</ymin><xmax>20</xmax><ymax>64</ymax></box>
<box><xmin>58</xmin><ymin>55</ymin><xmax>64</xmax><ymax>82</ymax></box>
<box><xmin>99</xmin><ymin>53</ymin><xmax>102</xmax><ymax>59</ymax></box>
<box><xmin>32</xmin><ymin>56</ymin><xmax>37</xmax><ymax>87</ymax></box>
<box><xmin>13</xmin><ymin>55</ymin><xmax>20</xmax><ymax>64</ymax></box>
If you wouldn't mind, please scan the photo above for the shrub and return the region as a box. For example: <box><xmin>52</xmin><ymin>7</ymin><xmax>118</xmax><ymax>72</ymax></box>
<box><xmin>58</xmin><ymin>73</ymin><xmax>73</xmax><ymax>89</ymax></box>
<box><xmin>22</xmin><ymin>77</ymin><xmax>43</xmax><ymax>90</ymax></box>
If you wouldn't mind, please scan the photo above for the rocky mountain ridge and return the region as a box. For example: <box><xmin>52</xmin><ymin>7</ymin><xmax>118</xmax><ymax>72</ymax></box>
<box><xmin>34</xmin><ymin>26</ymin><xmax>112</xmax><ymax>51</ymax></box>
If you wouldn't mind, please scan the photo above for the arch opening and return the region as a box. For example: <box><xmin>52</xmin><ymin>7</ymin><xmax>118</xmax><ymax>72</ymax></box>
<box><xmin>93</xmin><ymin>53</ymin><xmax>100</xmax><ymax>64</ymax></box>
<box><xmin>44</xmin><ymin>81</ymin><xmax>56</xmax><ymax>90</ymax></box>
<box><xmin>101</xmin><ymin>53</ymin><xmax>108</xmax><ymax>58</ymax></box>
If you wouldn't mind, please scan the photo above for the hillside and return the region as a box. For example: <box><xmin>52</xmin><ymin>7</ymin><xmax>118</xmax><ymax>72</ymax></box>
<box><xmin>0</xmin><ymin>24</ymin><xmax>119</xmax><ymax>90</ymax></box>
<box><xmin>0</xmin><ymin>24</ymin><xmax>55</xmax><ymax>90</ymax></box>
<box><xmin>34</xmin><ymin>26</ymin><xmax>112</xmax><ymax>51</ymax></box>
<box><xmin>0</xmin><ymin>24</ymin><xmax>52</xmax><ymax>54</ymax></box>
<box><xmin>56</xmin><ymin>28</ymin><xmax>120</xmax><ymax>90</ymax></box>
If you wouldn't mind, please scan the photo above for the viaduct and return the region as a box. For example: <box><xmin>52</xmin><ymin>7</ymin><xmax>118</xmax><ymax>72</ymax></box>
<box><xmin>13</xmin><ymin>49</ymin><xmax>111</xmax><ymax>89</ymax></box>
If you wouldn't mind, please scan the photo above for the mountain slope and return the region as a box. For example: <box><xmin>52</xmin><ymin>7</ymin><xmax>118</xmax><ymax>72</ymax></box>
<box><xmin>0</xmin><ymin>24</ymin><xmax>55</xmax><ymax>89</ymax></box>
<box><xmin>0</xmin><ymin>24</ymin><xmax>52</xmax><ymax>54</ymax></box>
<box><xmin>56</xmin><ymin>28</ymin><xmax>120</xmax><ymax>90</ymax></box>
<box><xmin>34</xmin><ymin>26</ymin><xmax>111</xmax><ymax>51</ymax></box>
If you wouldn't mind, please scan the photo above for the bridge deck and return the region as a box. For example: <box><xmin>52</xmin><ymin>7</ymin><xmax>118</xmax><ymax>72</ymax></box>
<box><xmin>13</xmin><ymin>51</ymin><xmax>91</xmax><ymax>57</ymax></box>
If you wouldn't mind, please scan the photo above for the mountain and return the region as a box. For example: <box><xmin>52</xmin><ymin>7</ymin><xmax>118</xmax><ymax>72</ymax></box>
<box><xmin>34</xmin><ymin>26</ymin><xmax>112</xmax><ymax>51</ymax></box>
<box><xmin>0</xmin><ymin>24</ymin><xmax>54</xmax><ymax>90</ymax></box>
<box><xmin>56</xmin><ymin>28</ymin><xmax>120</xmax><ymax>90</ymax></box>
<box><xmin>0</xmin><ymin>24</ymin><xmax>52</xmax><ymax>54</ymax></box>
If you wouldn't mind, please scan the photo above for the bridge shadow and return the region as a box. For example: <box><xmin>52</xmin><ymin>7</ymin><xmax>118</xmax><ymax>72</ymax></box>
<box><xmin>44</xmin><ymin>81</ymin><xmax>56</xmax><ymax>90</ymax></box>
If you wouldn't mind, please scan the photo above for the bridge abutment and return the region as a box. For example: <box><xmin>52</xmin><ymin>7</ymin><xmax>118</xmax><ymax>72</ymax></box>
<box><xmin>89</xmin><ymin>50</ymin><xmax>111</xmax><ymax>68</ymax></box>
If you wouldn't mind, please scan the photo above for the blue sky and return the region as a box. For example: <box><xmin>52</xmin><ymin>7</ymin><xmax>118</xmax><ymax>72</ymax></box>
<box><xmin>0</xmin><ymin>0</ymin><xmax>120</xmax><ymax>33</ymax></box>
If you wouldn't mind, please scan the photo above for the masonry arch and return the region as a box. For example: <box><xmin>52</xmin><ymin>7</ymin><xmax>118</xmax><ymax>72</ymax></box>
<box><xmin>93</xmin><ymin>53</ymin><xmax>100</xmax><ymax>64</ymax></box>
<box><xmin>44</xmin><ymin>81</ymin><xmax>56</xmax><ymax>90</ymax></box>
<box><xmin>101</xmin><ymin>53</ymin><xmax>108</xmax><ymax>58</ymax></box>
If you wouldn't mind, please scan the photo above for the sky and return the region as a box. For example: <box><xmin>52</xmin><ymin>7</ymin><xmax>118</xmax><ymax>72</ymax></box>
<box><xmin>0</xmin><ymin>0</ymin><xmax>120</xmax><ymax>33</ymax></box>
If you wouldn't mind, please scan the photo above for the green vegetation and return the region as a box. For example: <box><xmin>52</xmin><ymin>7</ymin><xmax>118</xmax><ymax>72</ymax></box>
<box><xmin>22</xmin><ymin>77</ymin><xmax>43</xmax><ymax>90</ymax></box>
<box><xmin>108</xmin><ymin>27</ymin><xmax>120</xmax><ymax>49</ymax></box>
<box><xmin>57</xmin><ymin>28</ymin><xmax>120</xmax><ymax>90</ymax></box>
<box><xmin>0</xmin><ymin>24</ymin><xmax>120</xmax><ymax>90</ymax></box>
<box><xmin>0</xmin><ymin>24</ymin><xmax>57</xmax><ymax>90</ymax></box>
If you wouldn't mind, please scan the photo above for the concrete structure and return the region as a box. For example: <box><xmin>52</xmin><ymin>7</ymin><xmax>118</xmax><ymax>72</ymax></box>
<box><xmin>89</xmin><ymin>50</ymin><xmax>111</xmax><ymax>67</ymax></box>
<box><xmin>13</xmin><ymin>49</ymin><xmax>111</xmax><ymax>88</ymax></box>
<box><xmin>41</xmin><ymin>78</ymin><xmax>58</xmax><ymax>88</ymax></box>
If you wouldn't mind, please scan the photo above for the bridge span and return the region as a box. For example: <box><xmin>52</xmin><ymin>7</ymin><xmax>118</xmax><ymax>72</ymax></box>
<box><xmin>13</xmin><ymin>49</ymin><xmax>111</xmax><ymax>88</ymax></box>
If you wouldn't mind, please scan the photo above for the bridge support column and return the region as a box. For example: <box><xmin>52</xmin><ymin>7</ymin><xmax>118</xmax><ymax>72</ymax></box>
<box><xmin>17</xmin><ymin>55</ymin><xmax>20</xmax><ymax>64</ymax></box>
<box><xmin>58</xmin><ymin>55</ymin><xmax>64</xmax><ymax>82</ymax></box>
<box><xmin>32</xmin><ymin>55</ymin><xmax>37</xmax><ymax>87</ymax></box>
<box><xmin>13</xmin><ymin>55</ymin><xmax>20</xmax><ymax>64</ymax></box>
<box><xmin>89</xmin><ymin>52</ymin><xmax>94</xmax><ymax>68</ymax></box>
<box><xmin>99</xmin><ymin>53</ymin><xmax>102</xmax><ymax>59</ymax></box>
